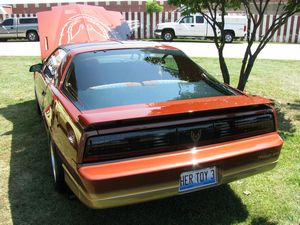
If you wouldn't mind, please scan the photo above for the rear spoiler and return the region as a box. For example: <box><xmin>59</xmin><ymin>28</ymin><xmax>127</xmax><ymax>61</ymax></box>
<box><xmin>77</xmin><ymin>95</ymin><xmax>273</xmax><ymax>130</ymax></box>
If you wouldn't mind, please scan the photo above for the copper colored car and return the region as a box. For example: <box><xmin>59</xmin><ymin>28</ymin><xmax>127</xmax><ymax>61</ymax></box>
<box><xmin>29</xmin><ymin>5</ymin><xmax>283</xmax><ymax>209</ymax></box>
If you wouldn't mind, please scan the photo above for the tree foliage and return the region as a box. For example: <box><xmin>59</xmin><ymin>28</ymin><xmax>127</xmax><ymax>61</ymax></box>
<box><xmin>168</xmin><ymin>0</ymin><xmax>300</xmax><ymax>91</ymax></box>
<box><xmin>146</xmin><ymin>0</ymin><xmax>164</xmax><ymax>13</ymax></box>
<box><xmin>238</xmin><ymin>0</ymin><xmax>300</xmax><ymax>90</ymax></box>
<box><xmin>169</xmin><ymin>0</ymin><xmax>241</xmax><ymax>85</ymax></box>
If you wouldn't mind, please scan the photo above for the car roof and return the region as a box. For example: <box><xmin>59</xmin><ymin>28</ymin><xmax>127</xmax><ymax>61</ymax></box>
<box><xmin>61</xmin><ymin>40</ymin><xmax>179</xmax><ymax>55</ymax></box>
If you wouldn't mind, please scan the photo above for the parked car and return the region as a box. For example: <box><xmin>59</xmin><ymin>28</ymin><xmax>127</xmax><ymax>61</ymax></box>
<box><xmin>29</xmin><ymin>4</ymin><xmax>283</xmax><ymax>209</ymax></box>
<box><xmin>155</xmin><ymin>14</ymin><xmax>247</xmax><ymax>42</ymax></box>
<box><xmin>0</xmin><ymin>17</ymin><xmax>39</xmax><ymax>41</ymax></box>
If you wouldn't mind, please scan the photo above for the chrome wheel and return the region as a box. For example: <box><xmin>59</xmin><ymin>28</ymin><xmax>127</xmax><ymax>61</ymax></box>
<box><xmin>162</xmin><ymin>30</ymin><xmax>174</xmax><ymax>41</ymax></box>
<box><xmin>50</xmin><ymin>143</ymin><xmax>57</xmax><ymax>182</ymax></box>
<box><xmin>49</xmin><ymin>140</ymin><xmax>65</xmax><ymax>191</ymax></box>
<box><xmin>224</xmin><ymin>33</ymin><xmax>233</xmax><ymax>43</ymax></box>
<box><xmin>164</xmin><ymin>33</ymin><xmax>172</xmax><ymax>41</ymax></box>
<box><xmin>27</xmin><ymin>31</ymin><xmax>38</xmax><ymax>41</ymax></box>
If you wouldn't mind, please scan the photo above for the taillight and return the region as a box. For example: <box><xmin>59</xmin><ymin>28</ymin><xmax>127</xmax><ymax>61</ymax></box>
<box><xmin>244</xmin><ymin>25</ymin><xmax>247</xmax><ymax>32</ymax></box>
<box><xmin>83</xmin><ymin>127</ymin><xmax>176</xmax><ymax>162</ymax></box>
<box><xmin>83</xmin><ymin>112</ymin><xmax>275</xmax><ymax>163</ymax></box>
<box><xmin>233</xmin><ymin>114</ymin><xmax>275</xmax><ymax>135</ymax></box>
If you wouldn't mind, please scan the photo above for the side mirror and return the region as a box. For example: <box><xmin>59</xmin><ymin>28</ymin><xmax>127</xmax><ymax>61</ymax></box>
<box><xmin>29</xmin><ymin>63</ymin><xmax>42</xmax><ymax>73</ymax></box>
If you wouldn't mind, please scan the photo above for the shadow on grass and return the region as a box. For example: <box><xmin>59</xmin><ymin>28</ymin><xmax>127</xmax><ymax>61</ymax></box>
<box><xmin>251</xmin><ymin>217</ymin><xmax>278</xmax><ymax>225</ymax></box>
<box><xmin>287</xmin><ymin>100</ymin><xmax>300</xmax><ymax>122</ymax></box>
<box><xmin>1</xmin><ymin>100</ymin><xmax>249</xmax><ymax>225</ymax></box>
<box><xmin>274</xmin><ymin>101</ymin><xmax>297</xmax><ymax>140</ymax></box>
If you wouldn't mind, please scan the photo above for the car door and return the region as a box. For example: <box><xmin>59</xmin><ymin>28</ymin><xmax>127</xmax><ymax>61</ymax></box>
<box><xmin>175</xmin><ymin>16</ymin><xmax>195</xmax><ymax>36</ymax></box>
<box><xmin>52</xmin><ymin>62</ymin><xmax>80</xmax><ymax>167</ymax></box>
<box><xmin>18</xmin><ymin>18</ymin><xmax>32</xmax><ymax>38</ymax></box>
<box><xmin>35</xmin><ymin>48</ymin><xmax>67</xmax><ymax>114</ymax></box>
<box><xmin>34</xmin><ymin>65</ymin><xmax>49</xmax><ymax>112</ymax></box>
<box><xmin>193</xmin><ymin>15</ymin><xmax>207</xmax><ymax>36</ymax></box>
<box><xmin>0</xmin><ymin>18</ymin><xmax>17</xmax><ymax>38</ymax></box>
<box><xmin>205</xmin><ymin>16</ymin><xmax>217</xmax><ymax>37</ymax></box>
<box><xmin>46</xmin><ymin>51</ymin><xmax>80</xmax><ymax>167</ymax></box>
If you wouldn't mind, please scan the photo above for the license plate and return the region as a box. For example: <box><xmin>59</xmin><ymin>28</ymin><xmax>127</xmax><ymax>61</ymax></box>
<box><xmin>179</xmin><ymin>166</ymin><xmax>217</xmax><ymax>192</ymax></box>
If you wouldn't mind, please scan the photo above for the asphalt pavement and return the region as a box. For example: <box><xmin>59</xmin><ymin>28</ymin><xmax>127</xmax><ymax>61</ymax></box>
<box><xmin>0</xmin><ymin>41</ymin><xmax>300</xmax><ymax>60</ymax></box>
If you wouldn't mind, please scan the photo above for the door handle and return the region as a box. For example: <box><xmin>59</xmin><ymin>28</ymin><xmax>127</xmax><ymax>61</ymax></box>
<box><xmin>10</xmin><ymin>27</ymin><xmax>14</xmax><ymax>29</ymax></box>
<box><xmin>42</xmin><ymin>90</ymin><xmax>46</xmax><ymax>96</ymax></box>
<box><xmin>191</xmin><ymin>25</ymin><xmax>194</xmax><ymax>27</ymax></box>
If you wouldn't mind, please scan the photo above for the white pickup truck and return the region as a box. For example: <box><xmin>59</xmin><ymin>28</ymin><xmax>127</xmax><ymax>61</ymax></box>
<box><xmin>154</xmin><ymin>14</ymin><xmax>247</xmax><ymax>43</ymax></box>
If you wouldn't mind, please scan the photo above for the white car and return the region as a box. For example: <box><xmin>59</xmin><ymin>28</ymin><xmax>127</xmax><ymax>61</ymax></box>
<box><xmin>154</xmin><ymin>14</ymin><xmax>247</xmax><ymax>43</ymax></box>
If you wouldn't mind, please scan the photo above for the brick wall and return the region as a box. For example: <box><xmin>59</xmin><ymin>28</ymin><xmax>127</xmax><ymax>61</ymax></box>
<box><xmin>10</xmin><ymin>1</ymin><xmax>177</xmax><ymax>14</ymax></box>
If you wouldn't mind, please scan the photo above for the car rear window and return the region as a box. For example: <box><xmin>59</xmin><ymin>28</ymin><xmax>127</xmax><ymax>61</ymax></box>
<box><xmin>196</xmin><ymin>16</ymin><xmax>204</xmax><ymax>23</ymax></box>
<box><xmin>63</xmin><ymin>48</ymin><xmax>237</xmax><ymax>110</ymax></box>
<box><xmin>19</xmin><ymin>18</ymin><xmax>38</xmax><ymax>24</ymax></box>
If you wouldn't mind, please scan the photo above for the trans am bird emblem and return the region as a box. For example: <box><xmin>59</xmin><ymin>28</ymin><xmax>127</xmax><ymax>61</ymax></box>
<box><xmin>59</xmin><ymin>14</ymin><xmax>114</xmax><ymax>46</ymax></box>
<box><xmin>191</xmin><ymin>130</ymin><xmax>202</xmax><ymax>145</ymax></box>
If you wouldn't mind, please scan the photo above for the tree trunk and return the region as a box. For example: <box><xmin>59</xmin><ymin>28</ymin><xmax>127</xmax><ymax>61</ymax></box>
<box><xmin>237</xmin><ymin>57</ymin><xmax>256</xmax><ymax>91</ymax></box>
<box><xmin>218</xmin><ymin>49</ymin><xmax>230</xmax><ymax>84</ymax></box>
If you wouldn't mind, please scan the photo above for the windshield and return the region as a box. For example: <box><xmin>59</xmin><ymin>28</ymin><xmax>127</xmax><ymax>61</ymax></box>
<box><xmin>63</xmin><ymin>48</ymin><xmax>237</xmax><ymax>110</ymax></box>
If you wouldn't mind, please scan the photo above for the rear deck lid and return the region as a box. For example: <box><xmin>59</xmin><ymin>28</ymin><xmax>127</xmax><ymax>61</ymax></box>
<box><xmin>37</xmin><ymin>4</ymin><xmax>130</xmax><ymax>60</ymax></box>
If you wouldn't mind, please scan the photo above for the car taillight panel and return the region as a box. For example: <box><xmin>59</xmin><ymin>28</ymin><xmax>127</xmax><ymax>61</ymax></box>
<box><xmin>83</xmin><ymin>113</ymin><xmax>275</xmax><ymax>163</ymax></box>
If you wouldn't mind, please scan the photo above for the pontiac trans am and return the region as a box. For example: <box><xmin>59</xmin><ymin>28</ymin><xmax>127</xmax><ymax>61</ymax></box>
<box><xmin>29</xmin><ymin>41</ymin><xmax>283</xmax><ymax>208</ymax></box>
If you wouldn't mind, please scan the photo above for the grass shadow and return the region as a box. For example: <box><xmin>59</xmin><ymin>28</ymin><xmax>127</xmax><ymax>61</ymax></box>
<box><xmin>270</xmin><ymin>100</ymin><xmax>297</xmax><ymax>140</ymax></box>
<box><xmin>251</xmin><ymin>217</ymin><xmax>278</xmax><ymax>225</ymax></box>
<box><xmin>1</xmin><ymin>100</ymin><xmax>248</xmax><ymax>225</ymax></box>
<box><xmin>287</xmin><ymin>100</ymin><xmax>300</xmax><ymax>122</ymax></box>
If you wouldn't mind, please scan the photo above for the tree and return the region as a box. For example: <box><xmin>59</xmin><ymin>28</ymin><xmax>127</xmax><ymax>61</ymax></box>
<box><xmin>168</xmin><ymin>0</ymin><xmax>241</xmax><ymax>85</ymax></box>
<box><xmin>146</xmin><ymin>0</ymin><xmax>164</xmax><ymax>13</ymax></box>
<box><xmin>168</xmin><ymin>0</ymin><xmax>300</xmax><ymax>91</ymax></box>
<box><xmin>238</xmin><ymin>0</ymin><xmax>300</xmax><ymax>90</ymax></box>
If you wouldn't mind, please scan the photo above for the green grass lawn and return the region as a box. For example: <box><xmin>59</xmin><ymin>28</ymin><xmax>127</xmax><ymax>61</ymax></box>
<box><xmin>0</xmin><ymin>57</ymin><xmax>299</xmax><ymax>225</ymax></box>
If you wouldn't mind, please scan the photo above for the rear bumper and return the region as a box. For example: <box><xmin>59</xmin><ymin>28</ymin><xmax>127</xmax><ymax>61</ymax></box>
<box><xmin>64</xmin><ymin>132</ymin><xmax>283</xmax><ymax>209</ymax></box>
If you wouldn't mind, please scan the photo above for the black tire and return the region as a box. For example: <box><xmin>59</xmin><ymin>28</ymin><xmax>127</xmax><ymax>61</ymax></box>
<box><xmin>0</xmin><ymin>38</ymin><xmax>8</xmax><ymax>42</ymax></box>
<box><xmin>27</xmin><ymin>31</ymin><xmax>39</xmax><ymax>42</ymax></box>
<box><xmin>224</xmin><ymin>32</ymin><xmax>234</xmax><ymax>43</ymax></box>
<box><xmin>49</xmin><ymin>140</ymin><xmax>66</xmax><ymax>192</ymax></box>
<box><xmin>162</xmin><ymin>30</ymin><xmax>174</xmax><ymax>41</ymax></box>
